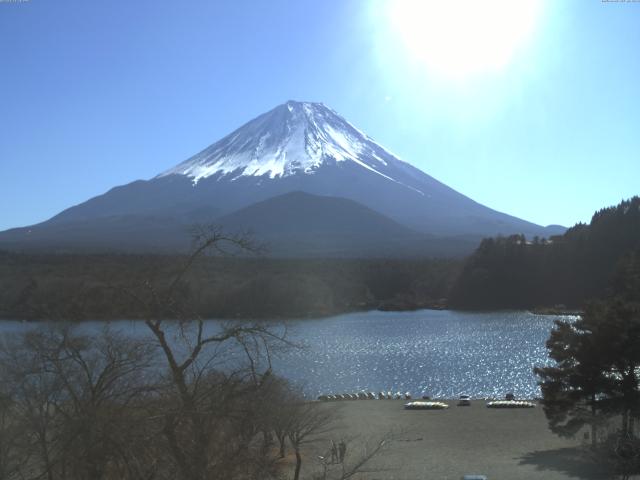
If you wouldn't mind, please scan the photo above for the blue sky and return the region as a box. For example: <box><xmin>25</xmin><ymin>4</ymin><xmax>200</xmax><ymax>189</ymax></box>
<box><xmin>0</xmin><ymin>0</ymin><xmax>638</xmax><ymax>231</ymax></box>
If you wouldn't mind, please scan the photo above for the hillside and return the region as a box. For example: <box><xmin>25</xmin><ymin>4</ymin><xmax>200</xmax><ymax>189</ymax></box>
<box><xmin>450</xmin><ymin>196</ymin><xmax>640</xmax><ymax>309</ymax></box>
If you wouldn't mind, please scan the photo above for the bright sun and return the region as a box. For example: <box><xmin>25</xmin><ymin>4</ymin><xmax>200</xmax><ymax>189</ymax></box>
<box><xmin>388</xmin><ymin>0</ymin><xmax>542</xmax><ymax>79</ymax></box>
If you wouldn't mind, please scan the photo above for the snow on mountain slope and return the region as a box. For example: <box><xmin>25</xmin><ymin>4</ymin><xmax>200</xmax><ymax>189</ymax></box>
<box><xmin>0</xmin><ymin>100</ymin><xmax>565</xmax><ymax>254</ymax></box>
<box><xmin>159</xmin><ymin>101</ymin><xmax>420</xmax><ymax>193</ymax></box>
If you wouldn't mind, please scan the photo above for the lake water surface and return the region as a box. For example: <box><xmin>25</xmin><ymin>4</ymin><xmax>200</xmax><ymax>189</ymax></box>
<box><xmin>0</xmin><ymin>310</ymin><xmax>574</xmax><ymax>399</ymax></box>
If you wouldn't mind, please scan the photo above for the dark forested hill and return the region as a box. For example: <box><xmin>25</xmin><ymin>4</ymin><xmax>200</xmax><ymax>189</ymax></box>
<box><xmin>4</xmin><ymin>197</ymin><xmax>637</xmax><ymax>320</ymax></box>
<box><xmin>449</xmin><ymin>197</ymin><xmax>640</xmax><ymax>310</ymax></box>
<box><xmin>0</xmin><ymin>252</ymin><xmax>460</xmax><ymax>320</ymax></box>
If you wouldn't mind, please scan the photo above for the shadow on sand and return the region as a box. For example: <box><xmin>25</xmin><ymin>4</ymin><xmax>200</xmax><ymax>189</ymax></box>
<box><xmin>518</xmin><ymin>447</ymin><xmax>612</xmax><ymax>479</ymax></box>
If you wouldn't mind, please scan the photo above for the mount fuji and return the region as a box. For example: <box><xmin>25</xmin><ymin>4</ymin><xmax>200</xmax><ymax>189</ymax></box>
<box><xmin>0</xmin><ymin>101</ymin><xmax>564</xmax><ymax>256</ymax></box>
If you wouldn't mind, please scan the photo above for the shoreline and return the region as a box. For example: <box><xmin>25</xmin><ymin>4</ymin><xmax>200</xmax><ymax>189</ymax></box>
<box><xmin>0</xmin><ymin>304</ymin><xmax>580</xmax><ymax>323</ymax></box>
<box><xmin>0</xmin><ymin>302</ymin><xmax>445</xmax><ymax>322</ymax></box>
<box><xmin>316</xmin><ymin>396</ymin><xmax>541</xmax><ymax>402</ymax></box>
<box><xmin>528</xmin><ymin>306</ymin><xmax>583</xmax><ymax>316</ymax></box>
<box><xmin>301</xmin><ymin>399</ymin><xmax>609</xmax><ymax>480</ymax></box>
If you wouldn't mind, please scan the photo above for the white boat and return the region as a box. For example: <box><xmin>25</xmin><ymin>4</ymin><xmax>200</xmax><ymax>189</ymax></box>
<box><xmin>404</xmin><ymin>401</ymin><xmax>449</xmax><ymax>410</ymax></box>
<box><xmin>486</xmin><ymin>400</ymin><xmax>536</xmax><ymax>408</ymax></box>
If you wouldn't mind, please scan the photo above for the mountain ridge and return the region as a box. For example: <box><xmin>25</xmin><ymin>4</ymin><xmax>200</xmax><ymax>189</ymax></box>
<box><xmin>0</xmin><ymin>100</ymin><xmax>565</xmax><ymax>255</ymax></box>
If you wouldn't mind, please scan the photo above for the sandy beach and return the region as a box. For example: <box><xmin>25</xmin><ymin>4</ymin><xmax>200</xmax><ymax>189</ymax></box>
<box><xmin>298</xmin><ymin>399</ymin><xmax>611</xmax><ymax>480</ymax></box>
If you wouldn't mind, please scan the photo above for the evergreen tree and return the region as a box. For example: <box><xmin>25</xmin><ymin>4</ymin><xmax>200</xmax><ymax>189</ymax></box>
<box><xmin>534</xmin><ymin>307</ymin><xmax>611</xmax><ymax>447</ymax></box>
<box><xmin>451</xmin><ymin>196</ymin><xmax>640</xmax><ymax>310</ymax></box>
<box><xmin>536</xmin><ymin>297</ymin><xmax>640</xmax><ymax>446</ymax></box>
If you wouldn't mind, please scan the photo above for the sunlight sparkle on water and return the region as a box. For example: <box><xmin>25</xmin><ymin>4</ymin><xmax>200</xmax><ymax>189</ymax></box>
<box><xmin>274</xmin><ymin>310</ymin><xmax>569</xmax><ymax>398</ymax></box>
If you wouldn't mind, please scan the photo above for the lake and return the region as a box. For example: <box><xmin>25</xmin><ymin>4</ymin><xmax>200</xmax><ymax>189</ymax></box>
<box><xmin>0</xmin><ymin>310</ymin><xmax>573</xmax><ymax>399</ymax></box>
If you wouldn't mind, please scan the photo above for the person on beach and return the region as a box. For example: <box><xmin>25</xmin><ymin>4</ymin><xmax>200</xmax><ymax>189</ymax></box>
<box><xmin>338</xmin><ymin>440</ymin><xmax>346</xmax><ymax>463</ymax></box>
<box><xmin>330</xmin><ymin>440</ymin><xmax>338</xmax><ymax>463</ymax></box>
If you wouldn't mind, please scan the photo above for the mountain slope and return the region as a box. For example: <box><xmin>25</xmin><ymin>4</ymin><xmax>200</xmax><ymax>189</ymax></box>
<box><xmin>215</xmin><ymin>191</ymin><xmax>476</xmax><ymax>257</ymax></box>
<box><xmin>0</xmin><ymin>100</ymin><xmax>564</xmax><ymax>255</ymax></box>
<box><xmin>0</xmin><ymin>192</ymin><xmax>477</xmax><ymax>256</ymax></box>
<box><xmin>217</xmin><ymin>191</ymin><xmax>417</xmax><ymax>236</ymax></box>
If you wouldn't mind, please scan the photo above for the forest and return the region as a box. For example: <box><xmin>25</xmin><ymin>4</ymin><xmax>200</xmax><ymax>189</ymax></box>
<box><xmin>450</xmin><ymin>196</ymin><xmax>640</xmax><ymax>310</ymax></box>
<box><xmin>0</xmin><ymin>250</ymin><xmax>459</xmax><ymax>321</ymax></box>
<box><xmin>1</xmin><ymin>197</ymin><xmax>638</xmax><ymax>321</ymax></box>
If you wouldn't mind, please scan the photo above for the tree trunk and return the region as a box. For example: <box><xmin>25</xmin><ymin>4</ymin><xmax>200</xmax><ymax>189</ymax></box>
<box><xmin>277</xmin><ymin>434</ymin><xmax>286</xmax><ymax>458</ymax></box>
<box><xmin>261</xmin><ymin>430</ymin><xmax>273</xmax><ymax>456</ymax></box>
<box><xmin>293</xmin><ymin>448</ymin><xmax>302</xmax><ymax>480</ymax></box>
<box><xmin>39</xmin><ymin>433</ymin><xmax>55</xmax><ymax>480</ymax></box>
<box><xmin>591</xmin><ymin>394</ymin><xmax>597</xmax><ymax>448</ymax></box>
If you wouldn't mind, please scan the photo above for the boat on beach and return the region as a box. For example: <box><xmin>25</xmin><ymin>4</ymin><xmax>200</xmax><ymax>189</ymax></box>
<box><xmin>486</xmin><ymin>400</ymin><xmax>536</xmax><ymax>408</ymax></box>
<box><xmin>404</xmin><ymin>401</ymin><xmax>449</xmax><ymax>410</ymax></box>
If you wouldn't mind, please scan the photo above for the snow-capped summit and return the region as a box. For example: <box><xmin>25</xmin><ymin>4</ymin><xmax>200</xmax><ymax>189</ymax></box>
<box><xmin>159</xmin><ymin>100</ymin><xmax>410</xmax><ymax>187</ymax></box>
<box><xmin>0</xmin><ymin>100</ymin><xmax>565</xmax><ymax>255</ymax></box>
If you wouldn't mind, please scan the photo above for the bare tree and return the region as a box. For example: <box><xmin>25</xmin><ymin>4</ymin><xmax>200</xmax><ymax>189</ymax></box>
<box><xmin>118</xmin><ymin>226</ymin><xmax>292</xmax><ymax>480</ymax></box>
<box><xmin>0</xmin><ymin>330</ymin><xmax>64</xmax><ymax>480</ymax></box>
<box><xmin>0</xmin><ymin>325</ymin><xmax>156</xmax><ymax>480</ymax></box>
<box><xmin>313</xmin><ymin>432</ymin><xmax>397</xmax><ymax>480</ymax></box>
<box><xmin>285</xmin><ymin>399</ymin><xmax>335</xmax><ymax>480</ymax></box>
<box><xmin>0</xmin><ymin>390</ymin><xmax>25</xmax><ymax>480</ymax></box>
<box><xmin>0</xmin><ymin>225</ymin><xmax>396</xmax><ymax>480</ymax></box>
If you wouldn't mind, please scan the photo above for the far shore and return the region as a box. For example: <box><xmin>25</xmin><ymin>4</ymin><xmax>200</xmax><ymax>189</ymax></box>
<box><xmin>529</xmin><ymin>306</ymin><xmax>583</xmax><ymax>316</ymax></box>
<box><xmin>0</xmin><ymin>304</ymin><xmax>583</xmax><ymax>323</ymax></box>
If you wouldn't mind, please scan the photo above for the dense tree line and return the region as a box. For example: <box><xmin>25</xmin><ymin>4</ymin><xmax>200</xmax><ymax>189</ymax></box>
<box><xmin>3</xmin><ymin>197</ymin><xmax>638</xmax><ymax>319</ymax></box>
<box><xmin>0</xmin><ymin>252</ymin><xmax>459</xmax><ymax>321</ymax></box>
<box><xmin>450</xmin><ymin>196</ymin><xmax>640</xmax><ymax>310</ymax></box>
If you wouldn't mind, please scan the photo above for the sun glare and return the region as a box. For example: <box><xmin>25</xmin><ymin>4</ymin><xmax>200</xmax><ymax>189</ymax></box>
<box><xmin>388</xmin><ymin>0</ymin><xmax>542</xmax><ymax>79</ymax></box>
